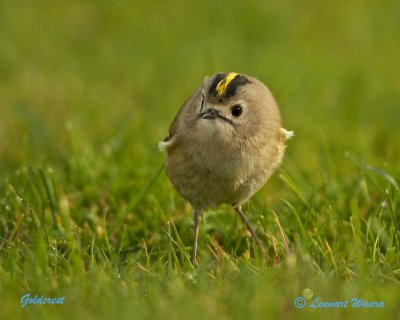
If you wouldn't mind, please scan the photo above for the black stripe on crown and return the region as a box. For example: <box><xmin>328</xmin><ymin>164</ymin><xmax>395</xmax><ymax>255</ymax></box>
<box><xmin>208</xmin><ymin>72</ymin><xmax>251</xmax><ymax>98</ymax></box>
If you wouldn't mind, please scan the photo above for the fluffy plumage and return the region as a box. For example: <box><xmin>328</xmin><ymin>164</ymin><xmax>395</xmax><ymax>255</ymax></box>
<box><xmin>160</xmin><ymin>72</ymin><xmax>292</xmax><ymax>262</ymax></box>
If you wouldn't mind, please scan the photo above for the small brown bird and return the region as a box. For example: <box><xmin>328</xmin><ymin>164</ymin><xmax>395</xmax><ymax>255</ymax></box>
<box><xmin>159</xmin><ymin>72</ymin><xmax>293</xmax><ymax>262</ymax></box>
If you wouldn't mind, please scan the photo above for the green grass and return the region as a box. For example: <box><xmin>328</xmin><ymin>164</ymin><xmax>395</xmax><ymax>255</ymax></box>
<box><xmin>1</xmin><ymin>0</ymin><xmax>400</xmax><ymax>319</ymax></box>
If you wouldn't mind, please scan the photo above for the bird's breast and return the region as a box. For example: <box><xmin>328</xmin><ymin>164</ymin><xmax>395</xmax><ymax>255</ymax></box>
<box><xmin>165</xmin><ymin>132</ymin><xmax>284</xmax><ymax>210</ymax></box>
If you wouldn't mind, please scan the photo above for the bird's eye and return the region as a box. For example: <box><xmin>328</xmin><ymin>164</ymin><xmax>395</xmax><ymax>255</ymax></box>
<box><xmin>231</xmin><ymin>105</ymin><xmax>243</xmax><ymax>117</ymax></box>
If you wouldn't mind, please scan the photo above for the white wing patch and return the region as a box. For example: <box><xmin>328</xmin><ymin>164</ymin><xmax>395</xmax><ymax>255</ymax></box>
<box><xmin>281</xmin><ymin>128</ymin><xmax>294</xmax><ymax>140</ymax></box>
<box><xmin>158</xmin><ymin>137</ymin><xmax>173</xmax><ymax>152</ymax></box>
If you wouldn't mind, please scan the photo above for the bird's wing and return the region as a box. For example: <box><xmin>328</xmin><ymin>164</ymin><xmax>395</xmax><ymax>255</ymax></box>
<box><xmin>158</xmin><ymin>89</ymin><xmax>201</xmax><ymax>152</ymax></box>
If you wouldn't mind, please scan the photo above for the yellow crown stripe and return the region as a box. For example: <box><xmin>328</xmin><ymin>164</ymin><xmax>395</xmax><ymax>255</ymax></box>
<box><xmin>215</xmin><ymin>72</ymin><xmax>238</xmax><ymax>97</ymax></box>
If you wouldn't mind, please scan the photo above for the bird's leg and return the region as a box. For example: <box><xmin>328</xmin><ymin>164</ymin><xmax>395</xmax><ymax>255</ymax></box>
<box><xmin>192</xmin><ymin>208</ymin><xmax>200</xmax><ymax>264</ymax></box>
<box><xmin>234</xmin><ymin>205</ymin><xmax>265</xmax><ymax>255</ymax></box>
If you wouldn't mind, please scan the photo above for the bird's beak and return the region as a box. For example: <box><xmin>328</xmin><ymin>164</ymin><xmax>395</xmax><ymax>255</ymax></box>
<box><xmin>198</xmin><ymin>103</ymin><xmax>236</xmax><ymax>126</ymax></box>
<box><xmin>200</xmin><ymin>108</ymin><xmax>220</xmax><ymax>120</ymax></box>
<box><xmin>199</xmin><ymin>89</ymin><xmax>219</xmax><ymax>119</ymax></box>
<box><xmin>200</xmin><ymin>89</ymin><xmax>206</xmax><ymax>113</ymax></box>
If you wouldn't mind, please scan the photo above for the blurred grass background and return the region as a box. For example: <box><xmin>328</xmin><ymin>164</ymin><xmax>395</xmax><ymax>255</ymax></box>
<box><xmin>1</xmin><ymin>0</ymin><xmax>400</xmax><ymax>319</ymax></box>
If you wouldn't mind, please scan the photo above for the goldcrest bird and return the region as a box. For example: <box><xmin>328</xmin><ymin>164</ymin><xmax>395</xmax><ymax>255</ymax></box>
<box><xmin>159</xmin><ymin>72</ymin><xmax>293</xmax><ymax>262</ymax></box>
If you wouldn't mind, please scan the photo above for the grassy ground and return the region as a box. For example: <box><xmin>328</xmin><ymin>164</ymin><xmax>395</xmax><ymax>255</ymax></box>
<box><xmin>1</xmin><ymin>0</ymin><xmax>400</xmax><ymax>319</ymax></box>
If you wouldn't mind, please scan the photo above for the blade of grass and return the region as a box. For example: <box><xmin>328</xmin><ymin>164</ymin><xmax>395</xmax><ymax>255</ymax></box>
<box><xmin>110</xmin><ymin>163</ymin><xmax>164</xmax><ymax>232</ymax></box>
<box><xmin>281</xmin><ymin>199</ymin><xmax>309</xmax><ymax>247</ymax></box>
